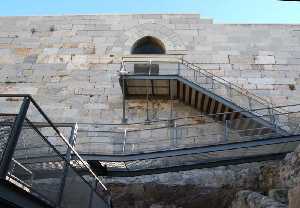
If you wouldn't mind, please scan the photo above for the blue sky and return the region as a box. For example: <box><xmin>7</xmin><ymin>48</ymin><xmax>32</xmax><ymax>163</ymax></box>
<box><xmin>1</xmin><ymin>0</ymin><xmax>300</xmax><ymax>24</ymax></box>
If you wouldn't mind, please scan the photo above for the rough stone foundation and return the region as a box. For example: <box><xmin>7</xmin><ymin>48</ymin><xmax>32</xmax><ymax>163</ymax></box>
<box><xmin>101</xmin><ymin>144</ymin><xmax>300</xmax><ymax>208</ymax></box>
<box><xmin>103</xmin><ymin>162</ymin><xmax>281</xmax><ymax>208</ymax></box>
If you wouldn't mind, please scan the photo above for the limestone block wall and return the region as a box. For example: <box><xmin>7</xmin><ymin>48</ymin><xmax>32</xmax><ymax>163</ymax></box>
<box><xmin>1</xmin><ymin>14</ymin><xmax>300</xmax><ymax>208</ymax></box>
<box><xmin>188</xmin><ymin>24</ymin><xmax>300</xmax><ymax>107</ymax></box>
<box><xmin>0</xmin><ymin>14</ymin><xmax>299</xmax><ymax>125</ymax></box>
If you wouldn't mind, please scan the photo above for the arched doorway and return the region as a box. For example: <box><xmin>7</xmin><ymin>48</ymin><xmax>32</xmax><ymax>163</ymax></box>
<box><xmin>131</xmin><ymin>36</ymin><xmax>166</xmax><ymax>54</ymax></box>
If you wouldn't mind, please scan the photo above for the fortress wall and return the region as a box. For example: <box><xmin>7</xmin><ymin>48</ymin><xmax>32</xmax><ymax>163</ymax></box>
<box><xmin>1</xmin><ymin>14</ymin><xmax>300</xmax><ymax>207</ymax></box>
<box><xmin>0</xmin><ymin>14</ymin><xmax>299</xmax><ymax>124</ymax></box>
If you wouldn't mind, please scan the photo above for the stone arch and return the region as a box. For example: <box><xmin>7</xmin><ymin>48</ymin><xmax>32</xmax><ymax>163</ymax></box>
<box><xmin>110</xmin><ymin>23</ymin><xmax>186</xmax><ymax>55</ymax></box>
<box><xmin>131</xmin><ymin>36</ymin><xmax>166</xmax><ymax>54</ymax></box>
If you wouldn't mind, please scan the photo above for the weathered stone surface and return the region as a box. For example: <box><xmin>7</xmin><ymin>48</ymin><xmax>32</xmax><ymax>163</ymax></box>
<box><xmin>254</xmin><ymin>55</ymin><xmax>276</xmax><ymax>64</ymax></box>
<box><xmin>268</xmin><ymin>189</ymin><xmax>288</xmax><ymax>204</ymax></box>
<box><xmin>229</xmin><ymin>55</ymin><xmax>254</xmax><ymax>64</ymax></box>
<box><xmin>105</xmin><ymin>163</ymin><xmax>268</xmax><ymax>188</ymax></box>
<box><xmin>280</xmin><ymin>149</ymin><xmax>300</xmax><ymax>188</ymax></box>
<box><xmin>259</xmin><ymin>164</ymin><xmax>282</xmax><ymax>192</ymax></box>
<box><xmin>288</xmin><ymin>185</ymin><xmax>300</xmax><ymax>208</ymax></box>
<box><xmin>96</xmin><ymin>153</ymin><xmax>300</xmax><ymax>208</ymax></box>
<box><xmin>108</xmin><ymin>183</ymin><xmax>236</xmax><ymax>208</ymax></box>
<box><xmin>230</xmin><ymin>190</ymin><xmax>287</xmax><ymax>208</ymax></box>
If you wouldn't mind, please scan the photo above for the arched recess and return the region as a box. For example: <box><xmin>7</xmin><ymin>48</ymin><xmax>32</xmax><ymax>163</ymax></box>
<box><xmin>131</xmin><ymin>36</ymin><xmax>166</xmax><ymax>54</ymax></box>
<box><xmin>110</xmin><ymin>23</ymin><xmax>186</xmax><ymax>55</ymax></box>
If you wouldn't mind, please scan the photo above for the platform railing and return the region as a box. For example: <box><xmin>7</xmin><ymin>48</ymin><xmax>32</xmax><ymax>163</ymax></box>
<box><xmin>180</xmin><ymin>60</ymin><xmax>287</xmax><ymax>124</ymax></box>
<box><xmin>11</xmin><ymin>105</ymin><xmax>297</xmax><ymax>157</ymax></box>
<box><xmin>1</xmin><ymin>94</ymin><xmax>300</xmax><ymax>177</ymax></box>
<box><xmin>72</xmin><ymin>104</ymin><xmax>300</xmax><ymax>155</ymax></box>
<box><xmin>0</xmin><ymin>95</ymin><xmax>111</xmax><ymax>208</ymax></box>
<box><xmin>2</xmin><ymin>95</ymin><xmax>299</xmax><ymax>159</ymax></box>
<box><xmin>122</xmin><ymin>56</ymin><xmax>276</xmax><ymax>109</ymax></box>
<box><xmin>121</xmin><ymin>57</ymin><xmax>287</xmax><ymax>128</ymax></box>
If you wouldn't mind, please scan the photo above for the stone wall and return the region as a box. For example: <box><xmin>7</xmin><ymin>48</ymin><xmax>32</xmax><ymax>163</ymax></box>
<box><xmin>0</xmin><ymin>14</ymin><xmax>300</xmax><ymax>125</ymax></box>
<box><xmin>230</xmin><ymin>190</ymin><xmax>287</xmax><ymax>208</ymax></box>
<box><xmin>104</xmin><ymin>162</ymin><xmax>279</xmax><ymax>208</ymax></box>
<box><xmin>102</xmin><ymin>145</ymin><xmax>300</xmax><ymax>208</ymax></box>
<box><xmin>1</xmin><ymin>14</ymin><xmax>300</xmax><ymax>208</ymax></box>
<box><xmin>280</xmin><ymin>145</ymin><xmax>300</xmax><ymax>208</ymax></box>
<box><xmin>227</xmin><ymin>141</ymin><xmax>300</xmax><ymax>208</ymax></box>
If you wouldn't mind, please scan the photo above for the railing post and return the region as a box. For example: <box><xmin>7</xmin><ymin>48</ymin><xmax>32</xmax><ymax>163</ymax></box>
<box><xmin>0</xmin><ymin>97</ymin><xmax>30</xmax><ymax>179</ymax></box>
<box><xmin>172</xmin><ymin>122</ymin><xmax>177</xmax><ymax>147</ymax></box>
<box><xmin>177</xmin><ymin>62</ymin><xmax>180</xmax><ymax>75</ymax></box>
<box><xmin>120</xmin><ymin>61</ymin><xmax>128</xmax><ymax>124</ymax></box>
<box><xmin>169</xmin><ymin>79</ymin><xmax>174</xmax><ymax>127</ymax></box>
<box><xmin>121</xmin><ymin>75</ymin><xmax>128</xmax><ymax>124</ymax></box>
<box><xmin>145</xmin><ymin>60</ymin><xmax>151</xmax><ymax>124</ymax></box>
<box><xmin>58</xmin><ymin>123</ymin><xmax>78</xmax><ymax>206</ymax></box>
<box><xmin>122</xmin><ymin>129</ymin><xmax>127</xmax><ymax>153</ymax></box>
<box><xmin>248</xmin><ymin>97</ymin><xmax>252</xmax><ymax>111</ymax></box>
<box><xmin>224</xmin><ymin>120</ymin><xmax>228</xmax><ymax>143</ymax></box>
<box><xmin>88</xmin><ymin>179</ymin><xmax>96</xmax><ymax>208</ymax></box>
<box><xmin>107</xmin><ymin>195</ymin><xmax>112</xmax><ymax>208</ymax></box>
<box><xmin>268</xmin><ymin>107</ymin><xmax>276</xmax><ymax>127</ymax></box>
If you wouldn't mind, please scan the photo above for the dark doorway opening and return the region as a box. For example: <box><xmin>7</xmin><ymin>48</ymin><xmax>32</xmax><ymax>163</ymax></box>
<box><xmin>131</xmin><ymin>36</ymin><xmax>166</xmax><ymax>54</ymax></box>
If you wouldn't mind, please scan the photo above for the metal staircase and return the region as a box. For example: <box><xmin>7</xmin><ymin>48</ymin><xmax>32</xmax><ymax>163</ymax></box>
<box><xmin>120</xmin><ymin>56</ymin><xmax>288</xmax><ymax>135</ymax></box>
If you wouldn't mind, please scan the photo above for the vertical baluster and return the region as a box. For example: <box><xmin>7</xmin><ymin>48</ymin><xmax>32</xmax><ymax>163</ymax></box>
<box><xmin>224</xmin><ymin>120</ymin><xmax>228</xmax><ymax>143</ymax></box>
<box><xmin>249</xmin><ymin>97</ymin><xmax>252</xmax><ymax>111</ymax></box>
<box><xmin>173</xmin><ymin>122</ymin><xmax>177</xmax><ymax>147</ymax></box>
<box><xmin>0</xmin><ymin>97</ymin><xmax>30</xmax><ymax>178</ymax></box>
<box><xmin>122</xmin><ymin>129</ymin><xmax>127</xmax><ymax>153</ymax></box>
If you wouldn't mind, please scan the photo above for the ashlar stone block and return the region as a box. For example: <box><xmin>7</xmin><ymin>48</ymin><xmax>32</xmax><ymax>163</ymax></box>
<box><xmin>229</xmin><ymin>55</ymin><xmax>254</xmax><ymax>64</ymax></box>
<box><xmin>254</xmin><ymin>55</ymin><xmax>275</xmax><ymax>64</ymax></box>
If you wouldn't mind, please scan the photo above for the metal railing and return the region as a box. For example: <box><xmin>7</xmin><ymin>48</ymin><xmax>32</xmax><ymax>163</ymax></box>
<box><xmin>9</xmin><ymin>104</ymin><xmax>298</xmax><ymax>157</ymax></box>
<box><xmin>180</xmin><ymin>60</ymin><xmax>287</xmax><ymax>122</ymax></box>
<box><xmin>70</xmin><ymin>104</ymin><xmax>300</xmax><ymax>155</ymax></box>
<box><xmin>0</xmin><ymin>95</ymin><xmax>111</xmax><ymax>208</ymax></box>
<box><xmin>1</xmin><ymin>94</ymin><xmax>300</xmax><ymax>176</ymax></box>
<box><xmin>122</xmin><ymin>55</ymin><xmax>275</xmax><ymax>109</ymax></box>
<box><xmin>121</xmin><ymin>56</ymin><xmax>287</xmax><ymax>127</ymax></box>
<box><xmin>181</xmin><ymin>59</ymin><xmax>273</xmax><ymax>111</ymax></box>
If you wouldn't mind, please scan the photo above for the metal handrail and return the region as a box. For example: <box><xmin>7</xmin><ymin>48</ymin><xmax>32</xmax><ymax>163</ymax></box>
<box><xmin>0</xmin><ymin>94</ymin><xmax>108</xmax><ymax>192</ymax></box>
<box><xmin>121</xmin><ymin>56</ymin><xmax>287</xmax><ymax>115</ymax></box>
<box><xmin>18</xmin><ymin>103</ymin><xmax>296</xmax><ymax>128</ymax></box>
<box><xmin>181</xmin><ymin>59</ymin><xmax>272</xmax><ymax>107</ymax></box>
<box><xmin>0</xmin><ymin>94</ymin><xmax>111</xmax><ymax>207</ymax></box>
<box><xmin>75</xmin><ymin>109</ymin><xmax>299</xmax><ymax>134</ymax></box>
<box><xmin>121</xmin><ymin>56</ymin><xmax>290</xmax><ymax>131</ymax></box>
<box><xmin>2</xmin><ymin>95</ymin><xmax>299</xmax><ymax>175</ymax></box>
<box><xmin>121</xmin><ymin>56</ymin><xmax>271</xmax><ymax>106</ymax></box>
<box><xmin>8</xmin><ymin>158</ymin><xmax>34</xmax><ymax>187</ymax></box>
<box><xmin>2</xmin><ymin>95</ymin><xmax>297</xmax><ymax>143</ymax></box>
